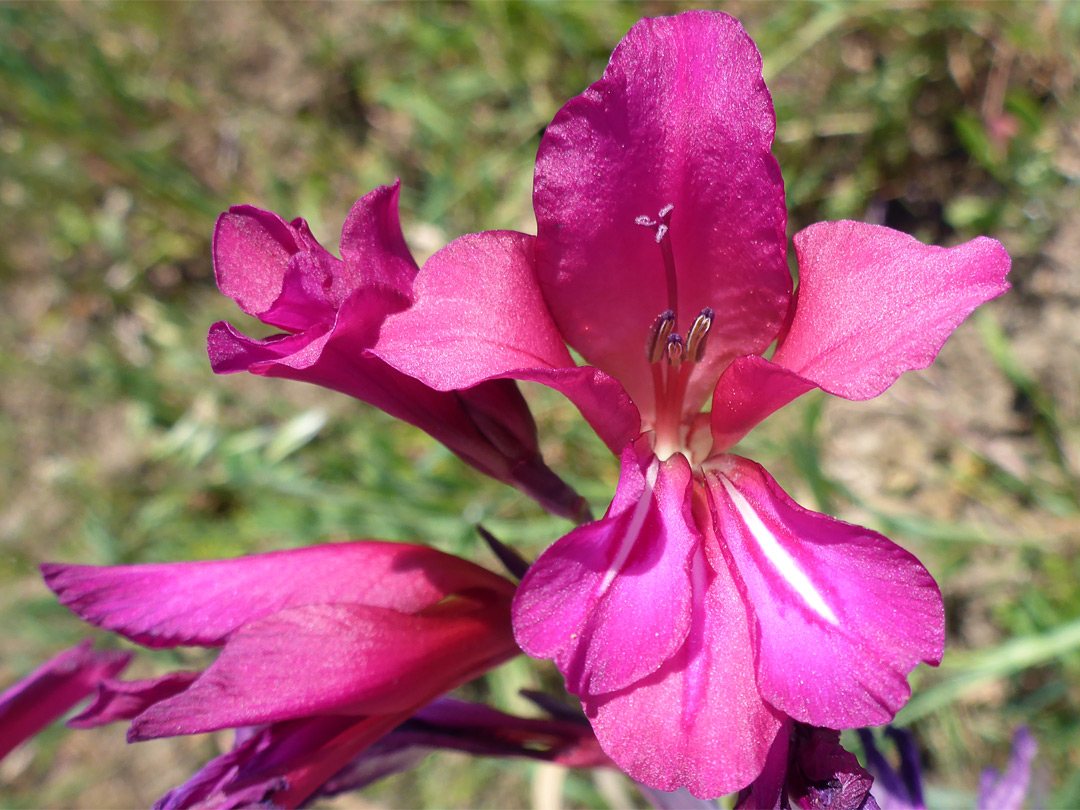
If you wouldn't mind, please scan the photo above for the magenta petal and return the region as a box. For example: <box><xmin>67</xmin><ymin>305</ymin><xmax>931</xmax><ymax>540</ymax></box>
<box><xmin>374</xmin><ymin>230</ymin><xmax>640</xmax><ymax>453</ymax></box>
<box><xmin>707</xmin><ymin>457</ymin><xmax>944</xmax><ymax>727</ymax></box>
<box><xmin>709</xmin><ymin>355</ymin><xmax>818</xmax><ymax>453</ymax></box>
<box><xmin>513</xmin><ymin>442</ymin><xmax>696</xmax><ymax>696</ymax></box>
<box><xmin>68</xmin><ymin>671</ymin><xmax>199</xmax><ymax>728</ymax></box>
<box><xmin>339</xmin><ymin>180</ymin><xmax>418</xmax><ymax>297</ymax></box>
<box><xmin>0</xmin><ymin>640</ymin><xmax>131</xmax><ymax>761</ymax></box>
<box><xmin>130</xmin><ymin>599</ymin><xmax>513</xmax><ymax>738</ymax></box>
<box><xmin>207</xmin><ymin>319</ymin><xmax>333</xmax><ymax>374</ymax></box>
<box><xmin>258</xmin><ymin>252</ymin><xmax>341</xmax><ymax>332</ymax></box>
<box><xmin>43</xmin><ymin>541</ymin><xmax>512</xmax><ymax>649</ymax></box>
<box><xmin>534</xmin><ymin>10</ymin><xmax>790</xmax><ymax>420</ymax></box>
<box><xmin>583</xmin><ymin>546</ymin><xmax>784</xmax><ymax>798</ymax></box>
<box><xmin>213</xmin><ymin>206</ymin><xmax>306</xmax><ymax>318</ymax></box>
<box><xmin>772</xmin><ymin>221</ymin><xmax>1011</xmax><ymax>400</ymax></box>
<box><xmin>376</xmin><ymin>231</ymin><xmax>574</xmax><ymax>384</ymax></box>
<box><xmin>214</xmin><ymin>183</ymin><xmax>416</xmax><ymax>326</ymax></box>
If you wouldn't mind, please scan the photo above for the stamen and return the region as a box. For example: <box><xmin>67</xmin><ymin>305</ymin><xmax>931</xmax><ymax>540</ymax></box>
<box><xmin>685</xmin><ymin>307</ymin><xmax>715</xmax><ymax>362</ymax></box>
<box><xmin>645</xmin><ymin>310</ymin><xmax>675</xmax><ymax>364</ymax></box>
<box><xmin>666</xmin><ymin>333</ymin><xmax>684</xmax><ymax>365</ymax></box>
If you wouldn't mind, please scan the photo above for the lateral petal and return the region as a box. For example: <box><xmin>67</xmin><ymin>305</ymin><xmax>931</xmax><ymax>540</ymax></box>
<box><xmin>773</xmin><ymin>221</ymin><xmax>1010</xmax><ymax>400</ymax></box>
<box><xmin>374</xmin><ymin>230</ymin><xmax>640</xmax><ymax>453</ymax></box>
<box><xmin>709</xmin><ymin>355</ymin><xmax>818</xmax><ymax>454</ymax></box>
<box><xmin>513</xmin><ymin>442</ymin><xmax>696</xmax><ymax>696</ymax></box>
<box><xmin>534</xmin><ymin>10</ymin><xmax>790</xmax><ymax>421</ymax></box>
<box><xmin>706</xmin><ymin>456</ymin><xmax>944</xmax><ymax>728</ymax></box>
<box><xmin>582</xmin><ymin>546</ymin><xmax>784</xmax><ymax>798</ymax></box>
<box><xmin>43</xmin><ymin>541</ymin><xmax>513</xmax><ymax>649</ymax></box>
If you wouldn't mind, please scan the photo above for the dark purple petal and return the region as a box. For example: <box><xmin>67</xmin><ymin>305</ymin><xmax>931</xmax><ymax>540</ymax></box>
<box><xmin>153</xmin><ymin>716</ymin><xmax>355</xmax><ymax>810</ymax></box>
<box><xmin>738</xmin><ymin>724</ymin><xmax>877</xmax><ymax>810</ymax></box>
<box><xmin>0</xmin><ymin>640</ymin><xmax>130</xmax><ymax>761</ymax></box>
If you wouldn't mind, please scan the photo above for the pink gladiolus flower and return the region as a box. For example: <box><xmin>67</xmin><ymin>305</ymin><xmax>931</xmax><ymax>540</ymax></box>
<box><xmin>367</xmin><ymin>10</ymin><xmax>1011</xmax><ymax>797</ymax></box>
<box><xmin>208</xmin><ymin>181</ymin><xmax>589</xmax><ymax>522</ymax></box>
<box><xmin>42</xmin><ymin>541</ymin><xmax>519</xmax><ymax>808</ymax></box>
<box><xmin>0</xmin><ymin>640</ymin><xmax>130</xmax><ymax>762</ymax></box>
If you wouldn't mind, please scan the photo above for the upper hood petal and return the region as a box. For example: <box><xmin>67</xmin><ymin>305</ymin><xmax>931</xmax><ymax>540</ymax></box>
<box><xmin>213</xmin><ymin>181</ymin><xmax>416</xmax><ymax>327</ymax></box>
<box><xmin>534</xmin><ymin>10</ymin><xmax>790</xmax><ymax>421</ymax></box>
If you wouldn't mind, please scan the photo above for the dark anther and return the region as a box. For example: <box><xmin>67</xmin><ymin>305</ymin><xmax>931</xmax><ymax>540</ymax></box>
<box><xmin>666</xmin><ymin>333</ymin><xmax>685</xmax><ymax>364</ymax></box>
<box><xmin>685</xmin><ymin>307</ymin><xmax>715</xmax><ymax>362</ymax></box>
<box><xmin>646</xmin><ymin>310</ymin><xmax>676</xmax><ymax>363</ymax></box>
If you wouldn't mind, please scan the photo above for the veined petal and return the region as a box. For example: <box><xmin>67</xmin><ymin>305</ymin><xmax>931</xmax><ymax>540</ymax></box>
<box><xmin>43</xmin><ymin>541</ymin><xmax>513</xmax><ymax>649</ymax></box>
<box><xmin>131</xmin><ymin>596</ymin><xmax>516</xmax><ymax>739</ymax></box>
<box><xmin>374</xmin><ymin>230</ymin><xmax>640</xmax><ymax>453</ymax></box>
<box><xmin>68</xmin><ymin>671</ymin><xmax>199</xmax><ymax>728</ymax></box>
<box><xmin>513</xmin><ymin>441</ymin><xmax>696</xmax><ymax>696</ymax></box>
<box><xmin>709</xmin><ymin>355</ymin><xmax>818</xmax><ymax>454</ymax></box>
<box><xmin>534</xmin><ymin>10</ymin><xmax>790</xmax><ymax>420</ymax></box>
<box><xmin>772</xmin><ymin>221</ymin><xmax>1011</xmax><ymax>400</ymax></box>
<box><xmin>706</xmin><ymin>456</ymin><xmax>944</xmax><ymax>728</ymax></box>
<box><xmin>583</xmin><ymin>546</ymin><xmax>784</xmax><ymax>798</ymax></box>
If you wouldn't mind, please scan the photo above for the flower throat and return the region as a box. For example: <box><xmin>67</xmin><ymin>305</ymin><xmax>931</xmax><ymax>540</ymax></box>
<box><xmin>637</xmin><ymin>204</ymin><xmax>714</xmax><ymax>461</ymax></box>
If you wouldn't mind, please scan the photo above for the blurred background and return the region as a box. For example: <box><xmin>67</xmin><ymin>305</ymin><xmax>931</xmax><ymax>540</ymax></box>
<box><xmin>1</xmin><ymin>2</ymin><xmax>1078</xmax><ymax>807</ymax></box>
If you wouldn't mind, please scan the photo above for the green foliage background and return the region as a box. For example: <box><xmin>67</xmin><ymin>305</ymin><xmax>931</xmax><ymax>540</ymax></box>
<box><xmin>1</xmin><ymin>2</ymin><xmax>1078</xmax><ymax>807</ymax></box>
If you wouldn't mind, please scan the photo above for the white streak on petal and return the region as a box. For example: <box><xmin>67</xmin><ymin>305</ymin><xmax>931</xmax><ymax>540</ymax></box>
<box><xmin>599</xmin><ymin>459</ymin><xmax>660</xmax><ymax>594</ymax></box>
<box><xmin>719</xmin><ymin>476</ymin><xmax>839</xmax><ymax>626</ymax></box>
